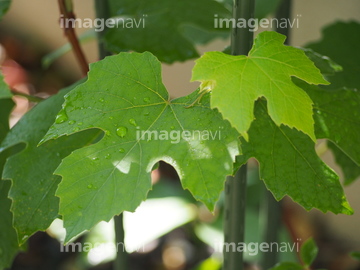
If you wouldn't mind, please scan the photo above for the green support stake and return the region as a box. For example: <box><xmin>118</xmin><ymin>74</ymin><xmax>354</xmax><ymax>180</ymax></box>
<box><xmin>224</xmin><ymin>2</ymin><xmax>255</xmax><ymax>270</ymax></box>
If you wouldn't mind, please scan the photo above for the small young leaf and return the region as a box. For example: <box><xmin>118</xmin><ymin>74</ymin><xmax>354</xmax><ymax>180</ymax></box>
<box><xmin>235</xmin><ymin>100</ymin><xmax>353</xmax><ymax>215</ymax></box>
<box><xmin>300</xmin><ymin>238</ymin><xmax>319</xmax><ymax>267</ymax></box>
<box><xmin>1</xmin><ymin>82</ymin><xmax>101</xmax><ymax>244</ymax></box>
<box><xmin>104</xmin><ymin>0</ymin><xmax>230</xmax><ymax>63</ymax></box>
<box><xmin>192</xmin><ymin>31</ymin><xmax>329</xmax><ymax>141</ymax></box>
<box><xmin>42</xmin><ymin>52</ymin><xmax>240</xmax><ymax>242</ymax></box>
<box><xmin>269</xmin><ymin>261</ymin><xmax>303</xmax><ymax>270</ymax></box>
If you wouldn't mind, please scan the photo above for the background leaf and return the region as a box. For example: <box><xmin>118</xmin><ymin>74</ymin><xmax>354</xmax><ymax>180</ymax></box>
<box><xmin>327</xmin><ymin>142</ymin><xmax>360</xmax><ymax>185</ymax></box>
<box><xmin>300</xmin><ymin>238</ymin><xmax>319</xmax><ymax>267</ymax></box>
<box><xmin>269</xmin><ymin>261</ymin><xmax>303</xmax><ymax>270</ymax></box>
<box><xmin>42</xmin><ymin>52</ymin><xmax>240</xmax><ymax>242</ymax></box>
<box><xmin>192</xmin><ymin>31</ymin><xmax>328</xmax><ymax>141</ymax></box>
<box><xmin>306</xmin><ymin>21</ymin><xmax>360</xmax><ymax>90</ymax></box>
<box><xmin>1</xmin><ymin>83</ymin><xmax>101</xmax><ymax>244</ymax></box>
<box><xmin>104</xmin><ymin>0</ymin><xmax>230</xmax><ymax>63</ymax></box>
<box><xmin>235</xmin><ymin>100</ymin><xmax>352</xmax><ymax>215</ymax></box>
<box><xmin>0</xmin><ymin>0</ymin><xmax>11</xmax><ymax>20</ymax></box>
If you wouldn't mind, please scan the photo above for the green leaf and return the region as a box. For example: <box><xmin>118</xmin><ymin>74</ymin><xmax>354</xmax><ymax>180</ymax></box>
<box><xmin>350</xmin><ymin>251</ymin><xmax>360</xmax><ymax>260</ymax></box>
<box><xmin>306</xmin><ymin>21</ymin><xmax>360</xmax><ymax>89</ymax></box>
<box><xmin>302</xmin><ymin>48</ymin><xmax>343</xmax><ymax>77</ymax></box>
<box><xmin>0</xmin><ymin>0</ymin><xmax>11</xmax><ymax>19</ymax></box>
<box><xmin>300</xmin><ymin>238</ymin><xmax>318</xmax><ymax>267</ymax></box>
<box><xmin>294</xmin><ymin>80</ymin><xmax>360</xmax><ymax>166</ymax></box>
<box><xmin>0</xmin><ymin>180</ymin><xmax>20</xmax><ymax>269</ymax></box>
<box><xmin>192</xmin><ymin>31</ymin><xmax>329</xmax><ymax>141</ymax></box>
<box><xmin>0</xmin><ymin>73</ymin><xmax>14</xmax><ymax>143</ymax></box>
<box><xmin>236</xmin><ymin>101</ymin><xmax>352</xmax><ymax>215</ymax></box>
<box><xmin>104</xmin><ymin>0</ymin><xmax>230</xmax><ymax>63</ymax></box>
<box><xmin>327</xmin><ymin>142</ymin><xmax>360</xmax><ymax>185</ymax></box>
<box><xmin>41</xmin><ymin>51</ymin><xmax>240</xmax><ymax>242</ymax></box>
<box><xmin>1</xmin><ymin>82</ymin><xmax>101</xmax><ymax>244</ymax></box>
<box><xmin>269</xmin><ymin>262</ymin><xmax>303</xmax><ymax>270</ymax></box>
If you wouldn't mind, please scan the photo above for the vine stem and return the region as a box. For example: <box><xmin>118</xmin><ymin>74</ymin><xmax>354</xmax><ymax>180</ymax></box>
<box><xmin>58</xmin><ymin>0</ymin><xmax>89</xmax><ymax>76</ymax></box>
<box><xmin>93</xmin><ymin>1</ymin><xmax>127</xmax><ymax>270</ymax></box>
<box><xmin>223</xmin><ymin>1</ymin><xmax>255</xmax><ymax>270</ymax></box>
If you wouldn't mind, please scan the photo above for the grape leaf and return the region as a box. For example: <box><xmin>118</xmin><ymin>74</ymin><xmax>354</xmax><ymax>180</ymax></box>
<box><xmin>293</xmin><ymin>80</ymin><xmax>360</xmax><ymax>167</ymax></box>
<box><xmin>0</xmin><ymin>0</ymin><xmax>11</xmax><ymax>19</ymax></box>
<box><xmin>327</xmin><ymin>142</ymin><xmax>360</xmax><ymax>185</ymax></box>
<box><xmin>41</xmin><ymin>51</ymin><xmax>240</xmax><ymax>242</ymax></box>
<box><xmin>306</xmin><ymin>21</ymin><xmax>360</xmax><ymax>90</ymax></box>
<box><xmin>104</xmin><ymin>0</ymin><xmax>230</xmax><ymax>63</ymax></box>
<box><xmin>0</xmin><ymin>180</ymin><xmax>20</xmax><ymax>269</ymax></box>
<box><xmin>236</xmin><ymin>100</ymin><xmax>352</xmax><ymax>215</ymax></box>
<box><xmin>1</xmin><ymin>83</ymin><xmax>101</xmax><ymax>244</ymax></box>
<box><xmin>192</xmin><ymin>31</ymin><xmax>329</xmax><ymax>141</ymax></box>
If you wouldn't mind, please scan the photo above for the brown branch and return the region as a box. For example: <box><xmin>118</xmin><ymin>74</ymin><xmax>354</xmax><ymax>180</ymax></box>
<box><xmin>58</xmin><ymin>0</ymin><xmax>89</xmax><ymax>77</ymax></box>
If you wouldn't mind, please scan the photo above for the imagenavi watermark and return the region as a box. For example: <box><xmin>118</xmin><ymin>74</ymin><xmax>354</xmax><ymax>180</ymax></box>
<box><xmin>60</xmin><ymin>241</ymin><xmax>145</xmax><ymax>253</ymax></box>
<box><xmin>214</xmin><ymin>239</ymin><xmax>301</xmax><ymax>256</ymax></box>
<box><xmin>214</xmin><ymin>14</ymin><xmax>301</xmax><ymax>31</ymax></box>
<box><xmin>60</xmin><ymin>15</ymin><xmax>147</xmax><ymax>32</ymax></box>
<box><xmin>135</xmin><ymin>127</ymin><xmax>222</xmax><ymax>144</ymax></box>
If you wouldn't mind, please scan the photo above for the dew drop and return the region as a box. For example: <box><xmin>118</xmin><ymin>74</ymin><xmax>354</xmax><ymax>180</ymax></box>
<box><xmin>129</xmin><ymin>118</ymin><xmax>137</xmax><ymax>126</ymax></box>
<box><xmin>105</xmin><ymin>130</ymin><xmax>111</xmax><ymax>136</ymax></box>
<box><xmin>68</xmin><ymin>120</ymin><xmax>75</xmax><ymax>125</ymax></box>
<box><xmin>55</xmin><ymin>110</ymin><xmax>68</xmax><ymax>124</ymax></box>
<box><xmin>105</xmin><ymin>154</ymin><xmax>111</xmax><ymax>159</ymax></box>
<box><xmin>92</xmin><ymin>157</ymin><xmax>99</xmax><ymax>161</ymax></box>
<box><xmin>143</xmin><ymin>97</ymin><xmax>150</xmax><ymax>103</ymax></box>
<box><xmin>87</xmin><ymin>184</ymin><xmax>93</xmax><ymax>189</ymax></box>
<box><xmin>116</xmin><ymin>126</ymin><xmax>128</xmax><ymax>137</ymax></box>
<box><xmin>109</xmin><ymin>116</ymin><xmax>114</xmax><ymax>120</ymax></box>
<box><xmin>73</xmin><ymin>127</ymin><xmax>80</xmax><ymax>132</ymax></box>
<box><xmin>119</xmin><ymin>148</ymin><xmax>125</xmax><ymax>153</ymax></box>
<box><xmin>99</xmin><ymin>98</ymin><xmax>105</xmax><ymax>102</ymax></box>
<box><xmin>77</xmin><ymin>122</ymin><xmax>83</xmax><ymax>126</ymax></box>
<box><xmin>170</xmin><ymin>126</ymin><xmax>175</xmax><ymax>130</ymax></box>
<box><xmin>144</xmin><ymin>112</ymin><xmax>150</xmax><ymax>116</ymax></box>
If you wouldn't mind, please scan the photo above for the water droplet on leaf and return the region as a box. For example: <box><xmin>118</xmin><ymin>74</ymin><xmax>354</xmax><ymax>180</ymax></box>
<box><xmin>119</xmin><ymin>148</ymin><xmax>125</xmax><ymax>153</ymax></box>
<box><xmin>92</xmin><ymin>157</ymin><xmax>99</xmax><ymax>161</ymax></box>
<box><xmin>55</xmin><ymin>110</ymin><xmax>68</xmax><ymax>124</ymax></box>
<box><xmin>99</xmin><ymin>98</ymin><xmax>105</xmax><ymax>102</ymax></box>
<box><xmin>116</xmin><ymin>126</ymin><xmax>128</xmax><ymax>137</ymax></box>
<box><xmin>129</xmin><ymin>118</ymin><xmax>137</xmax><ymax>126</ymax></box>
<box><xmin>143</xmin><ymin>97</ymin><xmax>150</xmax><ymax>103</ymax></box>
<box><xmin>68</xmin><ymin>120</ymin><xmax>75</xmax><ymax>125</ymax></box>
<box><xmin>87</xmin><ymin>184</ymin><xmax>93</xmax><ymax>189</ymax></box>
<box><xmin>105</xmin><ymin>154</ymin><xmax>111</xmax><ymax>159</ymax></box>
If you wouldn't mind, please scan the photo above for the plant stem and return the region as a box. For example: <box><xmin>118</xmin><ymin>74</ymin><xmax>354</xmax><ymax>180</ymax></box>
<box><xmin>114</xmin><ymin>214</ymin><xmax>127</xmax><ymax>270</ymax></box>
<box><xmin>260</xmin><ymin>2</ymin><xmax>292</xmax><ymax>269</ymax></box>
<box><xmin>58</xmin><ymin>0</ymin><xmax>89</xmax><ymax>76</ymax></box>
<box><xmin>94</xmin><ymin>2</ymin><xmax>127</xmax><ymax>270</ymax></box>
<box><xmin>223</xmin><ymin>1</ymin><xmax>254</xmax><ymax>270</ymax></box>
<box><xmin>10</xmin><ymin>89</ymin><xmax>44</xmax><ymax>103</ymax></box>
